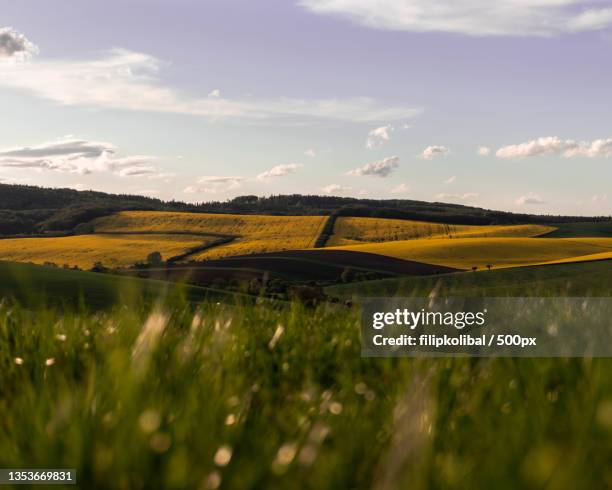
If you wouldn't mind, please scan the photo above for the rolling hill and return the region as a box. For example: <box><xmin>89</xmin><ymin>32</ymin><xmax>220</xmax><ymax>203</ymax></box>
<box><xmin>326</xmin><ymin>216</ymin><xmax>554</xmax><ymax>246</ymax></box>
<box><xmin>0</xmin><ymin>233</ymin><xmax>215</xmax><ymax>269</ymax></box>
<box><xmin>93</xmin><ymin>211</ymin><xmax>327</xmax><ymax>260</ymax></box>
<box><xmin>0</xmin><ymin>261</ymin><xmax>227</xmax><ymax>309</ymax></box>
<box><xmin>328</xmin><ymin>237</ymin><xmax>612</xmax><ymax>270</ymax></box>
<box><xmin>327</xmin><ymin>259</ymin><xmax>612</xmax><ymax>298</ymax></box>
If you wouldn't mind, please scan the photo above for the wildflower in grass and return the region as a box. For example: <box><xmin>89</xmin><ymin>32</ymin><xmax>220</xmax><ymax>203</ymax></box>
<box><xmin>214</xmin><ymin>445</ymin><xmax>232</xmax><ymax>467</ymax></box>
<box><xmin>132</xmin><ymin>310</ymin><xmax>169</xmax><ymax>374</ymax></box>
<box><xmin>45</xmin><ymin>358</ymin><xmax>55</xmax><ymax>366</ymax></box>
<box><xmin>14</xmin><ymin>357</ymin><xmax>24</xmax><ymax>365</ymax></box>
<box><xmin>329</xmin><ymin>402</ymin><xmax>343</xmax><ymax>415</ymax></box>
<box><xmin>271</xmin><ymin>442</ymin><xmax>298</xmax><ymax>474</ymax></box>
<box><xmin>225</xmin><ymin>414</ymin><xmax>237</xmax><ymax>426</ymax></box>
<box><xmin>149</xmin><ymin>432</ymin><xmax>172</xmax><ymax>453</ymax></box>
<box><xmin>139</xmin><ymin>409</ymin><xmax>161</xmax><ymax>433</ymax></box>
<box><xmin>275</xmin><ymin>443</ymin><xmax>297</xmax><ymax>466</ymax></box>
<box><xmin>268</xmin><ymin>324</ymin><xmax>284</xmax><ymax>350</ymax></box>
<box><xmin>203</xmin><ymin>471</ymin><xmax>221</xmax><ymax>489</ymax></box>
<box><xmin>56</xmin><ymin>333</ymin><xmax>67</xmax><ymax>342</ymax></box>
<box><xmin>354</xmin><ymin>382</ymin><xmax>368</xmax><ymax>395</ymax></box>
<box><xmin>190</xmin><ymin>310</ymin><xmax>203</xmax><ymax>331</ymax></box>
<box><xmin>309</xmin><ymin>423</ymin><xmax>330</xmax><ymax>444</ymax></box>
<box><xmin>298</xmin><ymin>444</ymin><xmax>318</xmax><ymax>467</ymax></box>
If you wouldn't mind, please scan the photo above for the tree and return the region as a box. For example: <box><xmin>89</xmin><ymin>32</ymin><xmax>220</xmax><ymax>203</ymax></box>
<box><xmin>471</xmin><ymin>266</ymin><xmax>478</xmax><ymax>272</ymax></box>
<box><xmin>341</xmin><ymin>267</ymin><xmax>355</xmax><ymax>283</ymax></box>
<box><xmin>486</xmin><ymin>264</ymin><xmax>493</xmax><ymax>271</ymax></box>
<box><xmin>146</xmin><ymin>251</ymin><xmax>163</xmax><ymax>266</ymax></box>
<box><xmin>91</xmin><ymin>262</ymin><xmax>108</xmax><ymax>273</ymax></box>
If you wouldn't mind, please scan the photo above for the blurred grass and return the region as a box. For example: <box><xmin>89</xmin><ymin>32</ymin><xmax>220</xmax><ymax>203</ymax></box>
<box><xmin>0</xmin><ymin>261</ymin><xmax>240</xmax><ymax>310</ymax></box>
<box><xmin>1</xmin><ymin>261</ymin><xmax>612</xmax><ymax>489</ymax></box>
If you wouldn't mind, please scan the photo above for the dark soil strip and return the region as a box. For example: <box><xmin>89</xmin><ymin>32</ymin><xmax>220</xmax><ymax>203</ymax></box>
<box><xmin>182</xmin><ymin>249</ymin><xmax>463</xmax><ymax>276</ymax></box>
<box><xmin>313</xmin><ymin>211</ymin><xmax>340</xmax><ymax>248</ymax></box>
<box><xmin>167</xmin><ymin>236</ymin><xmax>238</xmax><ymax>263</ymax></box>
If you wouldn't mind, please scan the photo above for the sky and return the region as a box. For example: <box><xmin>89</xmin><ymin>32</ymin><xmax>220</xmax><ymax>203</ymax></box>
<box><xmin>1</xmin><ymin>0</ymin><xmax>611</xmax><ymax>215</ymax></box>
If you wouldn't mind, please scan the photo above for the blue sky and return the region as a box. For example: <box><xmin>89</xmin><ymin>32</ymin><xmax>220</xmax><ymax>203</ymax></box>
<box><xmin>1</xmin><ymin>0</ymin><xmax>611</xmax><ymax>215</ymax></box>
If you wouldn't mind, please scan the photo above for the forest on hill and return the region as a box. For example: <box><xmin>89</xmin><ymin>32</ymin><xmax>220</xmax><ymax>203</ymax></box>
<box><xmin>1</xmin><ymin>183</ymin><xmax>609</xmax><ymax>237</ymax></box>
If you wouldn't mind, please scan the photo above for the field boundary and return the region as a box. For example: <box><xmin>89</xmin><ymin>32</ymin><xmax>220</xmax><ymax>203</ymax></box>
<box><xmin>167</xmin><ymin>236</ymin><xmax>238</xmax><ymax>263</ymax></box>
<box><xmin>313</xmin><ymin>212</ymin><xmax>339</xmax><ymax>248</ymax></box>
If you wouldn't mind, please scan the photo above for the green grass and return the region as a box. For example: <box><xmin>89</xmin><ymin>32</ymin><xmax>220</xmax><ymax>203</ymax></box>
<box><xmin>542</xmin><ymin>221</ymin><xmax>612</xmax><ymax>238</ymax></box>
<box><xmin>1</xmin><ymin>260</ymin><xmax>612</xmax><ymax>489</ymax></box>
<box><xmin>0</xmin><ymin>295</ymin><xmax>612</xmax><ymax>489</ymax></box>
<box><xmin>0</xmin><ymin>261</ymin><xmax>232</xmax><ymax>310</ymax></box>
<box><xmin>327</xmin><ymin>260</ymin><xmax>612</xmax><ymax>298</ymax></box>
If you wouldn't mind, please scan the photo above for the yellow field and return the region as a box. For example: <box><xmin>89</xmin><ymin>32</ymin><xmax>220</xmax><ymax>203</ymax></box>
<box><xmin>94</xmin><ymin>211</ymin><xmax>327</xmax><ymax>259</ymax></box>
<box><xmin>326</xmin><ymin>217</ymin><xmax>554</xmax><ymax>246</ymax></box>
<box><xmin>543</xmin><ymin>250</ymin><xmax>612</xmax><ymax>266</ymax></box>
<box><xmin>0</xmin><ymin>234</ymin><xmax>210</xmax><ymax>269</ymax></box>
<box><xmin>329</xmin><ymin>237</ymin><xmax>612</xmax><ymax>270</ymax></box>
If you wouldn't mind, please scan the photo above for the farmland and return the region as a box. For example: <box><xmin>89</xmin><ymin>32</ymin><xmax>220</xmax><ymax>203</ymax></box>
<box><xmin>327</xmin><ymin>217</ymin><xmax>554</xmax><ymax>246</ymax></box>
<box><xmin>94</xmin><ymin>211</ymin><xmax>327</xmax><ymax>259</ymax></box>
<box><xmin>329</xmin><ymin>237</ymin><xmax>612</xmax><ymax>270</ymax></box>
<box><xmin>0</xmin><ymin>209</ymin><xmax>609</xmax><ymax>275</ymax></box>
<box><xmin>0</xmin><ymin>234</ymin><xmax>213</xmax><ymax>269</ymax></box>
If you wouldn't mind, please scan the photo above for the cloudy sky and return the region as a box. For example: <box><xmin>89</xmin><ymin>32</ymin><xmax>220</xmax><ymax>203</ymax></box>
<box><xmin>1</xmin><ymin>0</ymin><xmax>611</xmax><ymax>215</ymax></box>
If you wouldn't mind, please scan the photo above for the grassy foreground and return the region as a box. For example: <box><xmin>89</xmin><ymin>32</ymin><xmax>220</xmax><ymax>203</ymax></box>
<box><xmin>0</xmin><ymin>261</ymin><xmax>231</xmax><ymax>309</ymax></box>
<box><xmin>1</xmin><ymin>292</ymin><xmax>612</xmax><ymax>489</ymax></box>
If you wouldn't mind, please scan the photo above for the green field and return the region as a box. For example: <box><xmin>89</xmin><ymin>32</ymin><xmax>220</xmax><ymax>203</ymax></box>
<box><xmin>0</xmin><ymin>261</ymin><xmax>234</xmax><ymax>309</ymax></box>
<box><xmin>542</xmin><ymin>221</ymin><xmax>612</xmax><ymax>238</ymax></box>
<box><xmin>327</xmin><ymin>260</ymin><xmax>612</xmax><ymax>298</ymax></box>
<box><xmin>1</xmin><ymin>284</ymin><xmax>612</xmax><ymax>489</ymax></box>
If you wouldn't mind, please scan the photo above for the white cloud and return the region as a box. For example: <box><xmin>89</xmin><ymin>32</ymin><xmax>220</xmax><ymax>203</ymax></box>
<box><xmin>117</xmin><ymin>166</ymin><xmax>158</xmax><ymax>177</ymax></box>
<box><xmin>321</xmin><ymin>184</ymin><xmax>351</xmax><ymax>194</ymax></box>
<box><xmin>390</xmin><ymin>183</ymin><xmax>410</xmax><ymax>194</ymax></box>
<box><xmin>515</xmin><ymin>193</ymin><xmax>546</xmax><ymax>205</ymax></box>
<box><xmin>435</xmin><ymin>192</ymin><xmax>479</xmax><ymax>202</ymax></box>
<box><xmin>0</xmin><ymin>138</ymin><xmax>162</xmax><ymax>177</ymax></box>
<box><xmin>477</xmin><ymin>146</ymin><xmax>491</xmax><ymax>156</ymax></box>
<box><xmin>496</xmin><ymin>136</ymin><xmax>612</xmax><ymax>159</ymax></box>
<box><xmin>304</xmin><ymin>149</ymin><xmax>317</xmax><ymax>157</ymax></box>
<box><xmin>299</xmin><ymin>0</ymin><xmax>612</xmax><ymax>37</ymax></box>
<box><xmin>444</xmin><ymin>175</ymin><xmax>456</xmax><ymax>184</ymax></box>
<box><xmin>184</xmin><ymin>176</ymin><xmax>246</xmax><ymax>194</ymax></box>
<box><xmin>567</xmin><ymin>8</ymin><xmax>612</xmax><ymax>32</ymax></box>
<box><xmin>421</xmin><ymin>145</ymin><xmax>450</xmax><ymax>160</ymax></box>
<box><xmin>592</xmin><ymin>194</ymin><xmax>608</xmax><ymax>202</ymax></box>
<box><xmin>347</xmin><ymin>156</ymin><xmax>399</xmax><ymax>178</ymax></box>
<box><xmin>0</xmin><ymin>48</ymin><xmax>421</xmax><ymax>122</ymax></box>
<box><xmin>0</xmin><ymin>27</ymin><xmax>38</xmax><ymax>62</ymax></box>
<box><xmin>257</xmin><ymin>163</ymin><xmax>303</xmax><ymax>181</ymax></box>
<box><xmin>366</xmin><ymin>125</ymin><xmax>392</xmax><ymax>149</ymax></box>
<box><xmin>208</xmin><ymin>89</ymin><xmax>221</xmax><ymax>98</ymax></box>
